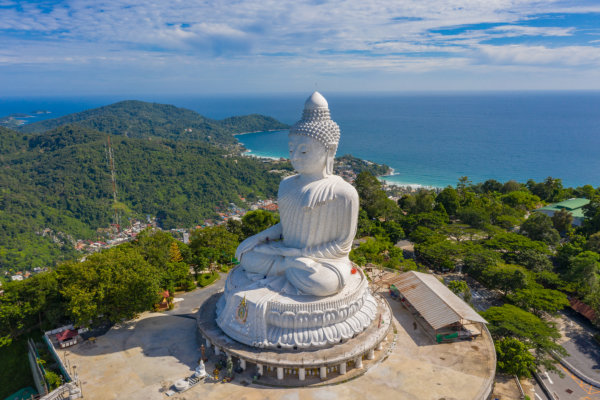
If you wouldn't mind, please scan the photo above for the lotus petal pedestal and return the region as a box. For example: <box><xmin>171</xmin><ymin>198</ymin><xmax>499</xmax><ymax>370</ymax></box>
<box><xmin>216</xmin><ymin>266</ymin><xmax>377</xmax><ymax>349</ymax></box>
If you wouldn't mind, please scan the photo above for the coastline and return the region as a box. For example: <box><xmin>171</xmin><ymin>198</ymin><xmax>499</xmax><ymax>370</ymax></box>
<box><xmin>239</xmin><ymin>148</ymin><xmax>284</xmax><ymax>161</ymax></box>
<box><xmin>235</xmin><ymin>130</ymin><xmax>444</xmax><ymax>190</ymax></box>
<box><xmin>4</xmin><ymin>93</ymin><xmax>600</xmax><ymax>188</ymax></box>
<box><xmin>239</xmin><ymin>148</ymin><xmax>441</xmax><ymax>190</ymax></box>
<box><xmin>379</xmin><ymin>168</ymin><xmax>442</xmax><ymax>189</ymax></box>
<box><xmin>379</xmin><ymin>175</ymin><xmax>441</xmax><ymax>190</ymax></box>
<box><xmin>378</xmin><ymin>167</ymin><xmax>396</xmax><ymax>178</ymax></box>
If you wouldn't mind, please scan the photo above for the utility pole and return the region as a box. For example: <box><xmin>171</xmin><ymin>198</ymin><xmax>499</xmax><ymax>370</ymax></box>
<box><xmin>106</xmin><ymin>136</ymin><xmax>120</xmax><ymax>232</ymax></box>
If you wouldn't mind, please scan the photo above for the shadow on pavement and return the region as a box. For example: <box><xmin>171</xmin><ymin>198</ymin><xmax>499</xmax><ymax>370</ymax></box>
<box><xmin>562</xmin><ymin>308</ymin><xmax>600</xmax><ymax>372</ymax></box>
<box><xmin>68</xmin><ymin>313</ymin><xmax>201</xmax><ymax>372</ymax></box>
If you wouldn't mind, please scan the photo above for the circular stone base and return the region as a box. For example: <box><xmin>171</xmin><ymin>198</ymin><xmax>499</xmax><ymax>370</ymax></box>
<box><xmin>197</xmin><ymin>291</ymin><xmax>392</xmax><ymax>385</ymax></box>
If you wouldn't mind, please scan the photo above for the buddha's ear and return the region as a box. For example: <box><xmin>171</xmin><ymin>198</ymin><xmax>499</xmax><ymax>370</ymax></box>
<box><xmin>326</xmin><ymin>145</ymin><xmax>337</xmax><ymax>175</ymax></box>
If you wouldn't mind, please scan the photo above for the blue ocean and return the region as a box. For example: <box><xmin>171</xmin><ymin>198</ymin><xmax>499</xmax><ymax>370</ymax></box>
<box><xmin>2</xmin><ymin>92</ymin><xmax>600</xmax><ymax>188</ymax></box>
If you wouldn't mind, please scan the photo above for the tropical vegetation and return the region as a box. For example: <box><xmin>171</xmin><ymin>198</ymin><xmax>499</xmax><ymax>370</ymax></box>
<box><xmin>2</xmin><ymin>101</ymin><xmax>600</xmax><ymax>392</ymax></box>
<box><xmin>351</xmin><ymin>172</ymin><xmax>600</xmax><ymax>377</ymax></box>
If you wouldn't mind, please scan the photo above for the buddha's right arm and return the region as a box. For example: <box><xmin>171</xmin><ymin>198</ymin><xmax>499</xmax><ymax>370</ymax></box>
<box><xmin>235</xmin><ymin>223</ymin><xmax>283</xmax><ymax>261</ymax></box>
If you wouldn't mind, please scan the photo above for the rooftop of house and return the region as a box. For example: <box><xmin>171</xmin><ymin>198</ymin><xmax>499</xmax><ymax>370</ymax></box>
<box><xmin>537</xmin><ymin>198</ymin><xmax>590</xmax><ymax>218</ymax></box>
<box><xmin>393</xmin><ymin>271</ymin><xmax>487</xmax><ymax>330</ymax></box>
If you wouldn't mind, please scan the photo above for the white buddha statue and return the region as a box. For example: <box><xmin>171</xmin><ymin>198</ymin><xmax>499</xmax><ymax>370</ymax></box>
<box><xmin>194</xmin><ymin>359</ymin><xmax>207</xmax><ymax>379</ymax></box>
<box><xmin>235</xmin><ymin>92</ymin><xmax>358</xmax><ymax>297</ymax></box>
<box><xmin>216</xmin><ymin>92</ymin><xmax>376</xmax><ymax>349</ymax></box>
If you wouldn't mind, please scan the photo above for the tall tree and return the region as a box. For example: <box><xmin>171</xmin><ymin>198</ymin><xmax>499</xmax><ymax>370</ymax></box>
<box><xmin>354</xmin><ymin>171</ymin><xmax>397</xmax><ymax>219</ymax></box>
<box><xmin>583</xmin><ymin>200</ymin><xmax>600</xmax><ymax>234</ymax></box>
<box><xmin>457</xmin><ymin>206</ymin><xmax>490</xmax><ymax>229</ymax></box>
<box><xmin>574</xmin><ymin>184</ymin><xmax>597</xmax><ymax>200</ymax></box>
<box><xmin>501</xmin><ymin>180</ymin><xmax>523</xmax><ymax>194</ymax></box>
<box><xmin>382</xmin><ymin>220</ymin><xmax>405</xmax><ymax>243</ymax></box>
<box><xmin>462</xmin><ymin>245</ymin><xmax>502</xmax><ymax>279</ymax></box>
<box><xmin>447</xmin><ymin>280</ymin><xmax>472</xmax><ymax>303</ymax></box>
<box><xmin>134</xmin><ymin>229</ymin><xmax>177</xmax><ymax>268</ymax></box>
<box><xmin>552</xmin><ymin>208</ymin><xmax>573</xmax><ymax>234</ymax></box>
<box><xmin>190</xmin><ymin>226</ymin><xmax>239</xmax><ymax>265</ymax></box>
<box><xmin>586</xmin><ymin>232</ymin><xmax>600</xmax><ymax>254</ymax></box>
<box><xmin>436</xmin><ymin>187</ymin><xmax>460</xmax><ymax>216</ymax></box>
<box><xmin>481</xmin><ymin>179</ymin><xmax>503</xmax><ymax>194</ymax></box>
<box><xmin>169</xmin><ymin>241</ymin><xmax>183</xmax><ymax>262</ymax></box>
<box><xmin>415</xmin><ymin>240</ymin><xmax>463</xmax><ymax>271</ymax></box>
<box><xmin>241</xmin><ymin>210</ymin><xmax>279</xmax><ymax>240</ymax></box>
<box><xmin>58</xmin><ymin>246</ymin><xmax>161</xmax><ymax>326</ymax></box>
<box><xmin>507</xmin><ymin>287</ymin><xmax>569</xmax><ymax>316</ymax></box>
<box><xmin>495</xmin><ymin>337</ymin><xmax>537</xmax><ymax>378</ymax></box>
<box><xmin>568</xmin><ymin>251</ymin><xmax>600</xmax><ymax>294</ymax></box>
<box><xmin>225</xmin><ymin>218</ymin><xmax>243</xmax><ymax>241</ymax></box>
<box><xmin>457</xmin><ymin>176</ymin><xmax>473</xmax><ymax>204</ymax></box>
<box><xmin>527</xmin><ymin>177</ymin><xmax>566</xmax><ymax>202</ymax></box>
<box><xmin>520</xmin><ymin>213</ymin><xmax>560</xmax><ymax>246</ymax></box>
<box><xmin>481</xmin><ymin>264</ymin><xmax>529</xmax><ymax>296</ymax></box>
<box><xmin>500</xmin><ymin>191</ymin><xmax>540</xmax><ymax>210</ymax></box>
<box><xmin>482</xmin><ymin>304</ymin><xmax>566</xmax><ymax>372</ymax></box>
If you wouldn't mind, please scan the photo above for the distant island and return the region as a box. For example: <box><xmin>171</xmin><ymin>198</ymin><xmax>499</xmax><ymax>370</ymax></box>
<box><xmin>0</xmin><ymin>110</ymin><xmax>51</xmax><ymax>128</ymax></box>
<box><xmin>0</xmin><ymin>114</ymin><xmax>30</xmax><ymax>128</ymax></box>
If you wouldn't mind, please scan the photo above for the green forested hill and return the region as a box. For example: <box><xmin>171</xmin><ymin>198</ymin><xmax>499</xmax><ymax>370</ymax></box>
<box><xmin>17</xmin><ymin>100</ymin><xmax>289</xmax><ymax>146</ymax></box>
<box><xmin>0</xmin><ymin>124</ymin><xmax>282</xmax><ymax>271</ymax></box>
<box><xmin>0</xmin><ymin>126</ymin><xmax>30</xmax><ymax>154</ymax></box>
<box><xmin>220</xmin><ymin>114</ymin><xmax>288</xmax><ymax>134</ymax></box>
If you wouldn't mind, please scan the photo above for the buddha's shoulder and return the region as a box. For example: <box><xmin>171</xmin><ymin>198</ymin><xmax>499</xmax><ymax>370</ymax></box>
<box><xmin>280</xmin><ymin>174</ymin><xmax>299</xmax><ymax>184</ymax></box>
<box><xmin>279</xmin><ymin>174</ymin><xmax>299</xmax><ymax>191</ymax></box>
<box><xmin>329</xmin><ymin>176</ymin><xmax>359</xmax><ymax>201</ymax></box>
<box><xmin>280</xmin><ymin>175</ymin><xmax>355</xmax><ymax>192</ymax></box>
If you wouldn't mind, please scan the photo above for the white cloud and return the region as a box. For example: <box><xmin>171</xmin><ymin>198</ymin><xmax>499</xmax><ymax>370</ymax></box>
<box><xmin>1</xmin><ymin>0</ymin><xmax>600</xmax><ymax>92</ymax></box>
<box><xmin>478</xmin><ymin>44</ymin><xmax>600</xmax><ymax>66</ymax></box>
<box><xmin>192</xmin><ymin>23</ymin><xmax>246</xmax><ymax>38</ymax></box>
<box><xmin>488</xmin><ymin>25</ymin><xmax>575</xmax><ymax>37</ymax></box>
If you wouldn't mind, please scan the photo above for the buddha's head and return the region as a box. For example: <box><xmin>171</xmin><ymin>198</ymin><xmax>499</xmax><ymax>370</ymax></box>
<box><xmin>288</xmin><ymin>92</ymin><xmax>340</xmax><ymax>176</ymax></box>
<box><xmin>289</xmin><ymin>134</ymin><xmax>335</xmax><ymax>176</ymax></box>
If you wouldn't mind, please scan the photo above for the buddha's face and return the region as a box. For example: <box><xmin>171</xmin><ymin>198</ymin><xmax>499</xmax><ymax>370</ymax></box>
<box><xmin>288</xmin><ymin>134</ymin><xmax>328</xmax><ymax>176</ymax></box>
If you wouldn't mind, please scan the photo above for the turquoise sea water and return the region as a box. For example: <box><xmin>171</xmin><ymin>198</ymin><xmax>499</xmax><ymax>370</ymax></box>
<box><xmin>229</xmin><ymin>93</ymin><xmax>600</xmax><ymax>188</ymax></box>
<box><xmin>2</xmin><ymin>92</ymin><xmax>600</xmax><ymax>188</ymax></box>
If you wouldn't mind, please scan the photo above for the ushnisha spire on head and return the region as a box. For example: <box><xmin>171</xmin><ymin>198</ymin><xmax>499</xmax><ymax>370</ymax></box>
<box><xmin>304</xmin><ymin>91</ymin><xmax>328</xmax><ymax>110</ymax></box>
<box><xmin>289</xmin><ymin>91</ymin><xmax>341</xmax><ymax>152</ymax></box>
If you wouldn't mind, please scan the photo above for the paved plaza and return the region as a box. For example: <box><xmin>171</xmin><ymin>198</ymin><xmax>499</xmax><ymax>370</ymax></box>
<box><xmin>60</xmin><ymin>286</ymin><xmax>495</xmax><ymax>400</ymax></box>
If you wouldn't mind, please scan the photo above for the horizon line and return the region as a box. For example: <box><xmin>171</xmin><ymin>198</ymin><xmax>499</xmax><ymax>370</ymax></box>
<box><xmin>4</xmin><ymin>88</ymin><xmax>600</xmax><ymax>100</ymax></box>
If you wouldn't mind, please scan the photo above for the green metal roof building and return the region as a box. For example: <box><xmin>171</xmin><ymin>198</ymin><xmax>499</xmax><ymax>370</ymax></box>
<box><xmin>535</xmin><ymin>198</ymin><xmax>590</xmax><ymax>226</ymax></box>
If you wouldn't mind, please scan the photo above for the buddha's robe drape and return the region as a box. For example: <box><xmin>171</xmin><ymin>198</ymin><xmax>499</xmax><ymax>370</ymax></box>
<box><xmin>241</xmin><ymin>174</ymin><xmax>358</xmax><ymax>296</ymax></box>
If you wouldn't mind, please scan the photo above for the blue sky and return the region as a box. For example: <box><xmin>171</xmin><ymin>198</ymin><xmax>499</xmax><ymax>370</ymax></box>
<box><xmin>1</xmin><ymin>0</ymin><xmax>600</xmax><ymax>95</ymax></box>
